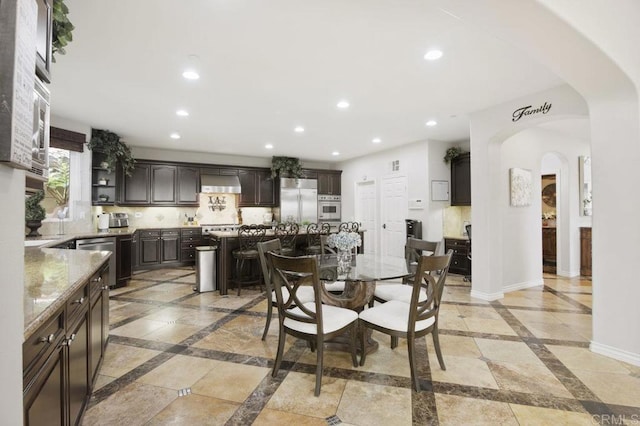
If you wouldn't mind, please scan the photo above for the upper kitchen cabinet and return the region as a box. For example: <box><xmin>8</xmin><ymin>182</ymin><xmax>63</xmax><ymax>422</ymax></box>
<box><xmin>451</xmin><ymin>153</ymin><xmax>471</xmax><ymax>206</ymax></box>
<box><xmin>238</xmin><ymin>169</ymin><xmax>276</xmax><ymax>207</ymax></box>
<box><xmin>318</xmin><ymin>171</ymin><xmax>342</xmax><ymax>195</ymax></box>
<box><xmin>118</xmin><ymin>161</ymin><xmax>199</xmax><ymax>206</ymax></box>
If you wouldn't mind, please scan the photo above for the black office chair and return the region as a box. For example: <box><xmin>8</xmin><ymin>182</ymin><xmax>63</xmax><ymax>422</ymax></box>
<box><xmin>464</xmin><ymin>224</ymin><xmax>471</xmax><ymax>282</ymax></box>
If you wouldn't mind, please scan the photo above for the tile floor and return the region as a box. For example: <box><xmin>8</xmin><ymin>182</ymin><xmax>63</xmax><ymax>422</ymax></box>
<box><xmin>81</xmin><ymin>268</ymin><xmax>640</xmax><ymax>425</ymax></box>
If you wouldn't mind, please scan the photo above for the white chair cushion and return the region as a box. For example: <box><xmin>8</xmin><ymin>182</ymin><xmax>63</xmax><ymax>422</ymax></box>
<box><xmin>284</xmin><ymin>303</ymin><xmax>358</xmax><ymax>334</ymax></box>
<box><xmin>374</xmin><ymin>284</ymin><xmax>427</xmax><ymax>303</ymax></box>
<box><xmin>271</xmin><ymin>286</ymin><xmax>315</xmax><ymax>304</ymax></box>
<box><xmin>323</xmin><ymin>281</ymin><xmax>346</xmax><ymax>292</ymax></box>
<box><xmin>359</xmin><ymin>300</ymin><xmax>435</xmax><ymax>332</ymax></box>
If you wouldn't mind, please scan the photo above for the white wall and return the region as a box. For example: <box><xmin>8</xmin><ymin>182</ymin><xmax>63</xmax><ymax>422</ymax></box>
<box><xmin>339</xmin><ymin>140</ymin><xmax>431</xmax><ymax>253</ymax></box>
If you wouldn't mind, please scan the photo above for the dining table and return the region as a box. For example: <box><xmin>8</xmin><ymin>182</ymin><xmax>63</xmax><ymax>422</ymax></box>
<box><xmin>317</xmin><ymin>252</ymin><xmax>412</xmax><ymax>354</ymax></box>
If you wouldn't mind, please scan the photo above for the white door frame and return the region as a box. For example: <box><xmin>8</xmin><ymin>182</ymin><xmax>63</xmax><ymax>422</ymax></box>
<box><xmin>355</xmin><ymin>179</ymin><xmax>378</xmax><ymax>254</ymax></box>
<box><xmin>380</xmin><ymin>175</ymin><xmax>408</xmax><ymax>258</ymax></box>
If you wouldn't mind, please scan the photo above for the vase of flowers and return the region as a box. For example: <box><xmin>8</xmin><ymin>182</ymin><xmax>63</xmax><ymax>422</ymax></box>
<box><xmin>326</xmin><ymin>231</ymin><xmax>362</xmax><ymax>274</ymax></box>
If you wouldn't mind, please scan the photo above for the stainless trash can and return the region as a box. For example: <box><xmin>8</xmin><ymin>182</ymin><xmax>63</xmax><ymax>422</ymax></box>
<box><xmin>194</xmin><ymin>246</ymin><xmax>217</xmax><ymax>293</ymax></box>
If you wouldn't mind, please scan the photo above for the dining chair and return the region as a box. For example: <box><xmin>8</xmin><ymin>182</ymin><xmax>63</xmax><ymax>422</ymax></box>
<box><xmin>339</xmin><ymin>221</ymin><xmax>360</xmax><ymax>233</ymax></box>
<box><xmin>372</xmin><ymin>237</ymin><xmax>443</xmax><ymax>305</ymax></box>
<box><xmin>305</xmin><ymin>222</ymin><xmax>331</xmax><ymax>255</ymax></box>
<box><xmin>275</xmin><ymin>222</ymin><xmax>299</xmax><ymax>256</ymax></box>
<box><xmin>256</xmin><ymin>239</ymin><xmax>314</xmax><ymax>340</ymax></box>
<box><xmin>269</xmin><ymin>252</ymin><xmax>359</xmax><ymax>396</ymax></box>
<box><xmin>232</xmin><ymin>224</ymin><xmax>267</xmax><ymax>295</ymax></box>
<box><xmin>359</xmin><ymin>250</ymin><xmax>453</xmax><ymax>392</ymax></box>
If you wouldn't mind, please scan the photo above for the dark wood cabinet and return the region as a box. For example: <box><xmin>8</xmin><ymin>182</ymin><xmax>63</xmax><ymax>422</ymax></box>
<box><xmin>318</xmin><ymin>171</ymin><xmax>342</xmax><ymax>195</ymax></box>
<box><xmin>91</xmin><ymin>153</ymin><xmax>117</xmax><ymax>206</ymax></box>
<box><xmin>580</xmin><ymin>227</ymin><xmax>592</xmax><ymax>276</ymax></box>
<box><xmin>445</xmin><ymin>237</ymin><xmax>471</xmax><ymax>276</ymax></box>
<box><xmin>24</xmin><ymin>265</ymin><xmax>109</xmax><ymax>426</ymax></box>
<box><xmin>451</xmin><ymin>153</ymin><xmax>471</xmax><ymax>206</ymax></box>
<box><xmin>151</xmin><ymin>165</ymin><xmax>177</xmax><ymax>204</ymax></box>
<box><xmin>177</xmin><ymin>166</ymin><xmax>200</xmax><ymax>204</ymax></box>
<box><xmin>181</xmin><ymin>228</ymin><xmax>203</xmax><ymax>263</ymax></box>
<box><xmin>161</xmin><ymin>230</ymin><xmax>180</xmax><ymax>263</ymax></box>
<box><xmin>238</xmin><ymin>169</ymin><xmax>276</xmax><ymax>207</ymax></box>
<box><xmin>542</xmin><ymin>227</ymin><xmax>557</xmax><ymax>272</ymax></box>
<box><xmin>120</xmin><ymin>163</ymin><xmax>151</xmax><ymax>205</ymax></box>
<box><xmin>116</xmin><ymin>235</ymin><xmax>132</xmax><ymax>286</ymax></box>
<box><xmin>140</xmin><ymin>230</ymin><xmax>161</xmax><ymax>265</ymax></box>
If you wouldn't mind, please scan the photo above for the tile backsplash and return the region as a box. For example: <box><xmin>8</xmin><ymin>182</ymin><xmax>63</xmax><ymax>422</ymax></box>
<box><xmin>100</xmin><ymin>194</ymin><xmax>273</xmax><ymax>228</ymax></box>
<box><xmin>443</xmin><ymin>206</ymin><xmax>471</xmax><ymax>238</ymax></box>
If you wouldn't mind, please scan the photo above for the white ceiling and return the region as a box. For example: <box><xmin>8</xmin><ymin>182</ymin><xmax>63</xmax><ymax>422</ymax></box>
<box><xmin>49</xmin><ymin>0</ymin><xmax>564</xmax><ymax>162</ymax></box>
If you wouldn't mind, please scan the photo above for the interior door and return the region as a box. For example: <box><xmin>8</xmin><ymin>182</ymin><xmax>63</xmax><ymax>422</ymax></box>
<box><xmin>355</xmin><ymin>180</ymin><xmax>377</xmax><ymax>254</ymax></box>
<box><xmin>381</xmin><ymin>176</ymin><xmax>408</xmax><ymax>258</ymax></box>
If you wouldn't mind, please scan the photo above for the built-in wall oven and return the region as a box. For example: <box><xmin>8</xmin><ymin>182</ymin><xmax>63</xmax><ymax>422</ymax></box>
<box><xmin>318</xmin><ymin>195</ymin><xmax>341</xmax><ymax>221</ymax></box>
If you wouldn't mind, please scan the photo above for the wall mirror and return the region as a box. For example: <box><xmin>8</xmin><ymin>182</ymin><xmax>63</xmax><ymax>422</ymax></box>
<box><xmin>579</xmin><ymin>156</ymin><xmax>592</xmax><ymax>216</ymax></box>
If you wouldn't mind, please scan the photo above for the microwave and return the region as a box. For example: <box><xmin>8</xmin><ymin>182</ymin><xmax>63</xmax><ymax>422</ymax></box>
<box><xmin>318</xmin><ymin>195</ymin><xmax>341</xmax><ymax>221</ymax></box>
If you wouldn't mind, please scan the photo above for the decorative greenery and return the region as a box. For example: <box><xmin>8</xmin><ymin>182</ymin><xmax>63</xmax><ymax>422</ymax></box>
<box><xmin>46</xmin><ymin>149</ymin><xmax>70</xmax><ymax>206</ymax></box>
<box><xmin>271</xmin><ymin>156</ymin><xmax>303</xmax><ymax>179</ymax></box>
<box><xmin>26</xmin><ymin>190</ymin><xmax>46</xmax><ymax>221</ymax></box>
<box><xmin>87</xmin><ymin>129</ymin><xmax>136</xmax><ymax>176</ymax></box>
<box><xmin>52</xmin><ymin>0</ymin><xmax>74</xmax><ymax>60</ymax></box>
<box><xmin>443</xmin><ymin>147</ymin><xmax>463</xmax><ymax>164</ymax></box>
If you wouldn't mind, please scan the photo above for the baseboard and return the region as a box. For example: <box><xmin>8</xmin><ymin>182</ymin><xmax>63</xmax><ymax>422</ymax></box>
<box><xmin>470</xmin><ymin>289</ymin><xmax>504</xmax><ymax>301</ymax></box>
<box><xmin>502</xmin><ymin>279</ymin><xmax>543</xmax><ymax>293</ymax></box>
<box><xmin>590</xmin><ymin>341</ymin><xmax>640</xmax><ymax>367</ymax></box>
<box><xmin>556</xmin><ymin>269</ymin><xmax>580</xmax><ymax>278</ymax></box>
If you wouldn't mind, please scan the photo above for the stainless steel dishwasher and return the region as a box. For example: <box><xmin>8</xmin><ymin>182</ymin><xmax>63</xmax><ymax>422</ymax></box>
<box><xmin>75</xmin><ymin>237</ymin><xmax>117</xmax><ymax>287</ymax></box>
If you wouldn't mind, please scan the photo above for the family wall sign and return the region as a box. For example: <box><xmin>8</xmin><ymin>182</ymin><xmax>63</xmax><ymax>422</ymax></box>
<box><xmin>512</xmin><ymin>102</ymin><xmax>552</xmax><ymax>122</ymax></box>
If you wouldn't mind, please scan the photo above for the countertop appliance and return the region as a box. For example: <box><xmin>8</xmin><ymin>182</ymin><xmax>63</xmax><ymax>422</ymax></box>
<box><xmin>109</xmin><ymin>212</ymin><xmax>129</xmax><ymax>228</ymax></box>
<box><xmin>318</xmin><ymin>194</ymin><xmax>341</xmax><ymax>221</ymax></box>
<box><xmin>280</xmin><ymin>178</ymin><xmax>318</xmax><ymax>224</ymax></box>
<box><xmin>75</xmin><ymin>237</ymin><xmax>116</xmax><ymax>287</ymax></box>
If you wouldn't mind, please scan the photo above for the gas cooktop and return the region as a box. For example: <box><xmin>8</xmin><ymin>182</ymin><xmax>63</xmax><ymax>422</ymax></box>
<box><xmin>201</xmin><ymin>224</ymin><xmax>241</xmax><ymax>235</ymax></box>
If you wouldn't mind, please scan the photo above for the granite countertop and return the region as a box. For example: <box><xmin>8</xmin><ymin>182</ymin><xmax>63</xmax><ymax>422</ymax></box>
<box><xmin>25</xmin><ymin>227</ymin><xmax>137</xmax><ymax>248</ymax></box>
<box><xmin>24</xmin><ymin>248</ymin><xmax>111</xmax><ymax>340</ymax></box>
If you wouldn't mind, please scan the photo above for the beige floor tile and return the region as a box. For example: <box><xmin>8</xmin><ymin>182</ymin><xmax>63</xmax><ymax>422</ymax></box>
<box><xmin>457</xmin><ymin>305</ymin><xmax>505</xmax><ymax>320</ymax></box>
<box><xmin>249</xmin><ymin>298</ymin><xmax>270</xmax><ymax>313</ymax></box>
<box><xmin>510</xmin><ymin>404</ymin><xmax>596</xmax><ymax>425</ymax></box>
<box><xmin>549</xmin><ymin>312</ymin><xmax>592</xmax><ymax>340</ymax></box>
<box><xmin>435</xmin><ymin>393</ymin><xmax>518</xmax><ymax>426</ymax></box>
<box><xmin>172</xmin><ymin>274</ymin><xmax>196</xmax><ymax>284</ymax></box>
<box><xmin>192</xmin><ymin>314</ymin><xmax>291</xmax><ymax>359</ymax></box>
<box><xmin>430</xmin><ymin>355</ymin><xmax>499</xmax><ymax>389</ymax></box>
<box><xmin>253</xmin><ymin>408</ymin><xmax>328</xmax><ymax>425</ymax></box>
<box><xmin>141</xmin><ymin>322</ymin><xmax>204</xmax><ymax>344</ymax></box>
<box><xmin>351</xmin><ymin>332</ymin><xmax>411</xmax><ymax>378</ymax></box>
<box><xmin>426</xmin><ymin>334</ymin><xmax>482</xmax><ymax>359</ymax></box>
<box><xmin>99</xmin><ymin>343</ymin><xmax>162</xmax><ymax>378</ymax></box>
<box><xmin>474</xmin><ymin>338</ymin><xmax>542</xmax><ymax>366</ymax></box>
<box><xmin>570</xmin><ymin>369</ymin><xmax>640</xmax><ymax>406</ymax></box>
<box><xmin>174</xmin><ymin>309</ymin><xmax>227</xmax><ymax>327</ymax></box>
<box><xmin>124</xmin><ymin>287</ymin><xmax>193</xmax><ymax>303</ymax></box>
<box><xmin>438</xmin><ymin>309</ymin><xmax>470</xmax><ymax>332</ymax></box>
<box><xmin>137</xmin><ymin>354</ymin><xmax>218</xmax><ymax>390</ymax></box>
<box><xmin>142</xmin><ymin>306</ymin><xmax>194</xmax><ymax>322</ymax></box>
<box><xmin>178</xmin><ymin>291</ymin><xmax>261</xmax><ymax>309</ymax></box>
<box><xmin>93</xmin><ymin>374</ymin><xmax>116</xmax><ymax>391</ymax></box>
<box><xmin>265</xmin><ymin>371</ymin><xmax>346</xmax><ymax>418</ymax></box>
<box><xmin>297</xmin><ymin>347</ymin><xmax>360</xmax><ymax>372</ymax></box>
<box><xmin>191</xmin><ymin>360</ymin><xmax>270</xmax><ymax>403</ymax></box>
<box><xmin>563</xmin><ymin>292</ymin><xmax>592</xmax><ymax>308</ymax></box>
<box><xmin>547</xmin><ymin>346</ymin><xmax>634</xmax><ymax>374</ymax></box>
<box><xmin>442</xmin><ymin>286</ymin><xmax>489</xmax><ymax>304</ymax></box>
<box><xmin>82</xmin><ymin>382</ymin><xmax>177</xmax><ymax>426</ymax></box>
<box><xmin>337</xmin><ymin>380</ymin><xmax>412</xmax><ymax>426</ymax></box>
<box><xmin>146</xmin><ymin>393</ymin><xmax>239</xmax><ymax>425</ymax></box>
<box><xmin>509</xmin><ymin>310</ymin><xmax>588</xmax><ymax>341</ymax></box>
<box><xmin>109</xmin><ymin>302</ymin><xmax>156</xmax><ymax>324</ymax></box>
<box><xmin>110</xmin><ymin>318</ymin><xmax>168</xmax><ymax>338</ymax></box>
<box><xmin>488</xmin><ymin>360</ymin><xmax>573</xmax><ymax>398</ymax></box>
<box><xmin>463</xmin><ymin>317</ymin><xmax>518</xmax><ymax>336</ymax></box>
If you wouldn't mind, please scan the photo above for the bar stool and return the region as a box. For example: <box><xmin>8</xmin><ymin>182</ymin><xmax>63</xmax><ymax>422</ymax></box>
<box><xmin>305</xmin><ymin>222</ymin><xmax>330</xmax><ymax>255</ymax></box>
<box><xmin>232</xmin><ymin>224</ymin><xmax>267</xmax><ymax>295</ymax></box>
<box><xmin>275</xmin><ymin>222</ymin><xmax>299</xmax><ymax>256</ymax></box>
<box><xmin>339</xmin><ymin>222</ymin><xmax>360</xmax><ymax>233</ymax></box>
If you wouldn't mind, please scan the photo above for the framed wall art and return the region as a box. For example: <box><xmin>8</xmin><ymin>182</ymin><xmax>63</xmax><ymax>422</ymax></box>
<box><xmin>510</xmin><ymin>167</ymin><xmax>532</xmax><ymax>207</ymax></box>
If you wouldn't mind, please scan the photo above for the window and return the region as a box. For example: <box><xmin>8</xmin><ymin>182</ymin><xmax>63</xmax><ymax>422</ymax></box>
<box><xmin>44</xmin><ymin>147</ymin><xmax>70</xmax><ymax>218</ymax></box>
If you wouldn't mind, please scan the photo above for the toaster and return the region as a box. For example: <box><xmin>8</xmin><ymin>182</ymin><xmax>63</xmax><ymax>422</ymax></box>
<box><xmin>109</xmin><ymin>212</ymin><xmax>130</xmax><ymax>228</ymax></box>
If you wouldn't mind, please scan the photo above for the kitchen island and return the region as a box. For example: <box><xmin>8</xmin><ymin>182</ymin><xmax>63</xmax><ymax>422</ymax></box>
<box><xmin>23</xmin><ymin>247</ymin><xmax>111</xmax><ymax>425</ymax></box>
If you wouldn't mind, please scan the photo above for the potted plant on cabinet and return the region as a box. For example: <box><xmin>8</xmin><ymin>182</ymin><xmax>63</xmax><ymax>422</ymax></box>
<box><xmin>52</xmin><ymin>0</ymin><xmax>75</xmax><ymax>60</ymax></box>
<box><xmin>87</xmin><ymin>129</ymin><xmax>136</xmax><ymax>176</ymax></box>
<box><xmin>271</xmin><ymin>156</ymin><xmax>303</xmax><ymax>179</ymax></box>
<box><xmin>25</xmin><ymin>190</ymin><xmax>46</xmax><ymax>237</ymax></box>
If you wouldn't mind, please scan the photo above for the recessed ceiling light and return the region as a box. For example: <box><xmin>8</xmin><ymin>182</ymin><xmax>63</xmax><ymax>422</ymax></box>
<box><xmin>372</xmin><ymin>138</ymin><xmax>382</xmax><ymax>144</ymax></box>
<box><xmin>182</xmin><ymin>70</ymin><xmax>200</xmax><ymax>80</ymax></box>
<box><xmin>294</xmin><ymin>126</ymin><xmax>305</xmax><ymax>133</ymax></box>
<box><xmin>332</xmin><ymin>151</ymin><xmax>340</xmax><ymax>156</ymax></box>
<box><xmin>425</xmin><ymin>120</ymin><xmax>438</xmax><ymax>127</ymax></box>
<box><xmin>424</xmin><ymin>49</ymin><xmax>443</xmax><ymax>61</ymax></box>
<box><xmin>176</xmin><ymin>109</ymin><xmax>189</xmax><ymax>117</ymax></box>
<box><xmin>170</xmin><ymin>132</ymin><xmax>181</xmax><ymax>139</ymax></box>
<box><xmin>337</xmin><ymin>100</ymin><xmax>350</xmax><ymax>109</ymax></box>
<box><xmin>265</xmin><ymin>144</ymin><xmax>273</xmax><ymax>149</ymax></box>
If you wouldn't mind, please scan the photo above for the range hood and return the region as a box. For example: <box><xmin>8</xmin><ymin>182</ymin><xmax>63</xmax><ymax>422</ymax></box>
<box><xmin>200</xmin><ymin>174</ymin><xmax>242</xmax><ymax>194</ymax></box>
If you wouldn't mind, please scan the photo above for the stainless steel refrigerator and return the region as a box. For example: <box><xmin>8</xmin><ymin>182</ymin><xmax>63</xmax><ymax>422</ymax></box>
<box><xmin>280</xmin><ymin>178</ymin><xmax>318</xmax><ymax>224</ymax></box>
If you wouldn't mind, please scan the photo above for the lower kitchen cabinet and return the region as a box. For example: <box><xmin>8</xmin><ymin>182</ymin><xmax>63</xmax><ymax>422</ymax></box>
<box><xmin>23</xmin><ymin>264</ymin><xmax>109</xmax><ymax>426</ymax></box>
<box><xmin>116</xmin><ymin>235</ymin><xmax>132</xmax><ymax>287</ymax></box>
<box><xmin>136</xmin><ymin>228</ymin><xmax>185</xmax><ymax>269</ymax></box>
<box><xmin>140</xmin><ymin>230</ymin><xmax>161</xmax><ymax>265</ymax></box>
<box><xmin>444</xmin><ymin>237</ymin><xmax>471</xmax><ymax>276</ymax></box>
<box><xmin>161</xmin><ymin>229</ymin><xmax>180</xmax><ymax>262</ymax></box>
<box><xmin>180</xmin><ymin>228</ymin><xmax>203</xmax><ymax>263</ymax></box>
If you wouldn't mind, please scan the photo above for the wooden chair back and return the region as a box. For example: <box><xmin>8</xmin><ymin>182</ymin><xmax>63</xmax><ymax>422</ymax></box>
<box><xmin>408</xmin><ymin>250</ymin><xmax>453</xmax><ymax>332</ymax></box>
